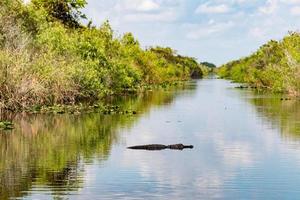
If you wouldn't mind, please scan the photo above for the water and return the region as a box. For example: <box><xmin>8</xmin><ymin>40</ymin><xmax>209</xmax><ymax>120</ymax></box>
<box><xmin>1</xmin><ymin>78</ymin><xmax>300</xmax><ymax>199</ymax></box>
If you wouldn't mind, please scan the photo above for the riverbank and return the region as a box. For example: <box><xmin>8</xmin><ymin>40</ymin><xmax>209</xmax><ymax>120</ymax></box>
<box><xmin>0</xmin><ymin>0</ymin><xmax>208</xmax><ymax>112</ymax></box>
<box><xmin>217</xmin><ymin>32</ymin><xmax>300</xmax><ymax>97</ymax></box>
<box><xmin>0</xmin><ymin>80</ymin><xmax>195</xmax><ymax>131</ymax></box>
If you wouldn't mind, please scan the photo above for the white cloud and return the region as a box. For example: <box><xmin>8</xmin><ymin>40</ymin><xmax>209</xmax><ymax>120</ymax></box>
<box><xmin>208</xmin><ymin>19</ymin><xmax>215</xmax><ymax>25</ymax></box>
<box><xmin>84</xmin><ymin>0</ymin><xmax>184</xmax><ymax>25</ymax></box>
<box><xmin>195</xmin><ymin>3</ymin><xmax>230</xmax><ymax>14</ymax></box>
<box><xmin>259</xmin><ymin>0</ymin><xmax>278</xmax><ymax>14</ymax></box>
<box><xmin>186</xmin><ymin>21</ymin><xmax>235</xmax><ymax>39</ymax></box>
<box><xmin>291</xmin><ymin>6</ymin><xmax>300</xmax><ymax>15</ymax></box>
<box><xmin>249</xmin><ymin>27</ymin><xmax>267</xmax><ymax>38</ymax></box>
<box><xmin>233</xmin><ymin>0</ymin><xmax>247</xmax><ymax>4</ymax></box>
<box><xmin>280</xmin><ymin>0</ymin><xmax>300</xmax><ymax>4</ymax></box>
<box><xmin>115</xmin><ymin>0</ymin><xmax>160</xmax><ymax>12</ymax></box>
<box><xmin>117</xmin><ymin>0</ymin><xmax>182</xmax><ymax>23</ymax></box>
<box><xmin>123</xmin><ymin>9</ymin><xmax>178</xmax><ymax>22</ymax></box>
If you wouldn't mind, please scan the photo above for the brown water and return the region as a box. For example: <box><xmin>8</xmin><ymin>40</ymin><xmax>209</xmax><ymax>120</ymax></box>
<box><xmin>1</xmin><ymin>78</ymin><xmax>300</xmax><ymax>199</ymax></box>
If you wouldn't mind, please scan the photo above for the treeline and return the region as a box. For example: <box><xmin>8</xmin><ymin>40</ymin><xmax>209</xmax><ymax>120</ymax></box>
<box><xmin>218</xmin><ymin>32</ymin><xmax>300</xmax><ymax>96</ymax></box>
<box><xmin>0</xmin><ymin>0</ymin><xmax>207</xmax><ymax>111</ymax></box>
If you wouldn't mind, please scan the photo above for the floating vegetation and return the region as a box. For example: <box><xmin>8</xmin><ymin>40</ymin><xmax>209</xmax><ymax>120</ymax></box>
<box><xmin>26</xmin><ymin>104</ymin><xmax>138</xmax><ymax>115</ymax></box>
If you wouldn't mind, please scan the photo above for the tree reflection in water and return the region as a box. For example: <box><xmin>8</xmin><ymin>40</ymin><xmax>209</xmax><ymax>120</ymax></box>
<box><xmin>250</xmin><ymin>94</ymin><xmax>300</xmax><ymax>140</ymax></box>
<box><xmin>0</xmin><ymin>83</ymin><xmax>196</xmax><ymax>200</ymax></box>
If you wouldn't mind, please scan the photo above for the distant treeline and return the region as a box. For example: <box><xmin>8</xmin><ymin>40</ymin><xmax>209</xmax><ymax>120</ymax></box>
<box><xmin>201</xmin><ymin>62</ymin><xmax>216</xmax><ymax>68</ymax></box>
<box><xmin>218</xmin><ymin>32</ymin><xmax>300</xmax><ymax>96</ymax></box>
<box><xmin>0</xmin><ymin>0</ymin><xmax>209</xmax><ymax>111</ymax></box>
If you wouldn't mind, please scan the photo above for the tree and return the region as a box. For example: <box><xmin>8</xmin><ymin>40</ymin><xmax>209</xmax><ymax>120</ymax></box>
<box><xmin>201</xmin><ymin>62</ymin><xmax>216</xmax><ymax>68</ymax></box>
<box><xmin>121</xmin><ymin>33</ymin><xmax>139</xmax><ymax>47</ymax></box>
<box><xmin>32</xmin><ymin>0</ymin><xmax>87</xmax><ymax>28</ymax></box>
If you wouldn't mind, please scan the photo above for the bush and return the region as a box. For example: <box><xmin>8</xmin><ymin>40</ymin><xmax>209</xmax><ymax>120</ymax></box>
<box><xmin>218</xmin><ymin>32</ymin><xmax>300</xmax><ymax>96</ymax></box>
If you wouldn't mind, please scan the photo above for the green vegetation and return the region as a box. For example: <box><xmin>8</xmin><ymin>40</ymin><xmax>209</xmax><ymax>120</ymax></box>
<box><xmin>201</xmin><ymin>62</ymin><xmax>216</xmax><ymax>69</ymax></box>
<box><xmin>201</xmin><ymin>62</ymin><xmax>216</xmax><ymax>73</ymax></box>
<box><xmin>218</xmin><ymin>32</ymin><xmax>300</xmax><ymax>96</ymax></box>
<box><xmin>0</xmin><ymin>0</ymin><xmax>207</xmax><ymax>112</ymax></box>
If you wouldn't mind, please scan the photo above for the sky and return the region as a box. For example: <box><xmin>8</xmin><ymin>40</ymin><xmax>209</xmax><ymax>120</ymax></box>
<box><xmin>82</xmin><ymin>0</ymin><xmax>300</xmax><ymax>65</ymax></box>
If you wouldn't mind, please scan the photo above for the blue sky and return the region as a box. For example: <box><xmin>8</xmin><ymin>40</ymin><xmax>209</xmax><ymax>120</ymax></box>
<box><xmin>82</xmin><ymin>0</ymin><xmax>300</xmax><ymax>65</ymax></box>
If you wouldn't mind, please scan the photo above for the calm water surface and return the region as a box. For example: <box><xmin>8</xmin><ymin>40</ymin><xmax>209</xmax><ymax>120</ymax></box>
<box><xmin>1</xmin><ymin>78</ymin><xmax>300</xmax><ymax>199</ymax></box>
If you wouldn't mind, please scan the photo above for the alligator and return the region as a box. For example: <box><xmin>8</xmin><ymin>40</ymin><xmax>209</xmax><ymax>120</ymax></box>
<box><xmin>127</xmin><ymin>144</ymin><xmax>194</xmax><ymax>151</ymax></box>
